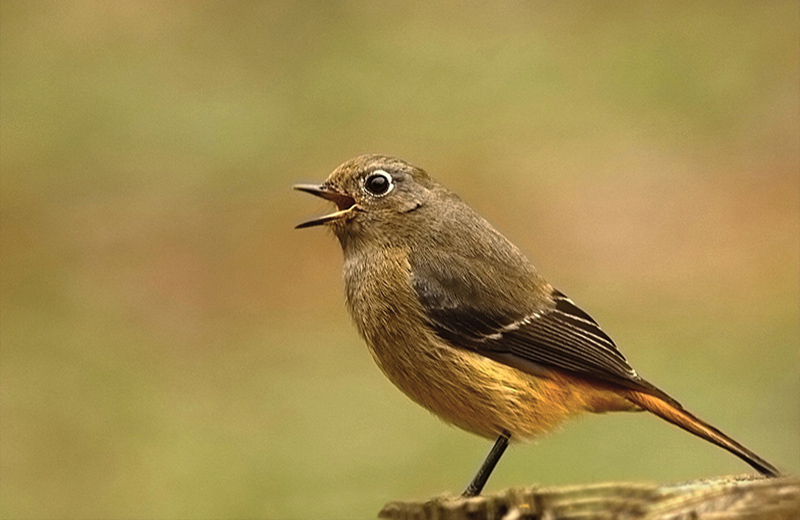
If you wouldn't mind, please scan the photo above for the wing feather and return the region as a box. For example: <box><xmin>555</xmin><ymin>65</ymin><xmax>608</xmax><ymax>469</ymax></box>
<box><xmin>412</xmin><ymin>263</ymin><xmax>645</xmax><ymax>390</ymax></box>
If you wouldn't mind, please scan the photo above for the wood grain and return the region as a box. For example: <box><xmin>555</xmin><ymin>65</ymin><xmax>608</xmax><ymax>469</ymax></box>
<box><xmin>379</xmin><ymin>475</ymin><xmax>800</xmax><ymax>520</ymax></box>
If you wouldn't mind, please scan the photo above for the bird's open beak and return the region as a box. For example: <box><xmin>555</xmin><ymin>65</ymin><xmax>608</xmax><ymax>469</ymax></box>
<box><xmin>293</xmin><ymin>184</ymin><xmax>359</xmax><ymax>229</ymax></box>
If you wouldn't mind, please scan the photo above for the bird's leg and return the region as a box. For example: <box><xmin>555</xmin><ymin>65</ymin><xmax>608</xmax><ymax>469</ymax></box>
<box><xmin>462</xmin><ymin>430</ymin><xmax>511</xmax><ymax>497</ymax></box>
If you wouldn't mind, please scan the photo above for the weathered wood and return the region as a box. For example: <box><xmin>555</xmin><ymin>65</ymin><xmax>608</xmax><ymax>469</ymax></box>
<box><xmin>379</xmin><ymin>475</ymin><xmax>800</xmax><ymax>520</ymax></box>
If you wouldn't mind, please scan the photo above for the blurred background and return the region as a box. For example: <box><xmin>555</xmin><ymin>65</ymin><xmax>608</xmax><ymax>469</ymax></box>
<box><xmin>1</xmin><ymin>2</ymin><xmax>798</xmax><ymax>519</ymax></box>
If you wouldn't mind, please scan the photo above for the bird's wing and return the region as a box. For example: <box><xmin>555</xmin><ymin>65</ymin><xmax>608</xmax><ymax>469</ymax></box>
<box><xmin>411</xmin><ymin>255</ymin><xmax>651</xmax><ymax>392</ymax></box>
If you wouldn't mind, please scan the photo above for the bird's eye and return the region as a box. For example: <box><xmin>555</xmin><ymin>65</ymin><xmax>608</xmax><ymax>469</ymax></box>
<box><xmin>363</xmin><ymin>170</ymin><xmax>394</xmax><ymax>197</ymax></box>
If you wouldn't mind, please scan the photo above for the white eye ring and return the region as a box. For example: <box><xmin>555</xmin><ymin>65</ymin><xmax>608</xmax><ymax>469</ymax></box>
<box><xmin>363</xmin><ymin>170</ymin><xmax>394</xmax><ymax>197</ymax></box>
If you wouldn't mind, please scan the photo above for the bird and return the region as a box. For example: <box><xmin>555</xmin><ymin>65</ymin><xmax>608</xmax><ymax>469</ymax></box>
<box><xmin>293</xmin><ymin>154</ymin><xmax>780</xmax><ymax>496</ymax></box>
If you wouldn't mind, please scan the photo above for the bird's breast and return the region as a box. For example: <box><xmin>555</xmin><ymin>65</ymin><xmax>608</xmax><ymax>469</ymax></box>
<box><xmin>342</xmin><ymin>245</ymin><xmax>428</xmax><ymax>369</ymax></box>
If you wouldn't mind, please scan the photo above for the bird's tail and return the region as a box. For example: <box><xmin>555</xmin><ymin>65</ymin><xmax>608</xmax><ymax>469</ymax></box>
<box><xmin>625</xmin><ymin>389</ymin><xmax>780</xmax><ymax>477</ymax></box>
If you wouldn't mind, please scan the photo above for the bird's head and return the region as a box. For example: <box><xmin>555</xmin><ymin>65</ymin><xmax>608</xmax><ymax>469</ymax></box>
<box><xmin>294</xmin><ymin>154</ymin><xmax>441</xmax><ymax>246</ymax></box>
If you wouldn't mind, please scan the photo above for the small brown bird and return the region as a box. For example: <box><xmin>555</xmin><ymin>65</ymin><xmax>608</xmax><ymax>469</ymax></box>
<box><xmin>294</xmin><ymin>154</ymin><xmax>779</xmax><ymax>496</ymax></box>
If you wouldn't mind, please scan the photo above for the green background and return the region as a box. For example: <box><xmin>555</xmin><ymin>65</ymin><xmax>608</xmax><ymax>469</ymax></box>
<box><xmin>1</xmin><ymin>2</ymin><xmax>798</xmax><ymax>519</ymax></box>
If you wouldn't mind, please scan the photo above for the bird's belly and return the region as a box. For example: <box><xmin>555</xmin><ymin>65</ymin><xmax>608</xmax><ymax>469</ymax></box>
<box><xmin>366</xmin><ymin>334</ymin><xmax>623</xmax><ymax>440</ymax></box>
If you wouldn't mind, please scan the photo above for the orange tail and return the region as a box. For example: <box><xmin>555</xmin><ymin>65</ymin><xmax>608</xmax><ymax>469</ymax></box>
<box><xmin>625</xmin><ymin>390</ymin><xmax>780</xmax><ymax>477</ymax></box>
